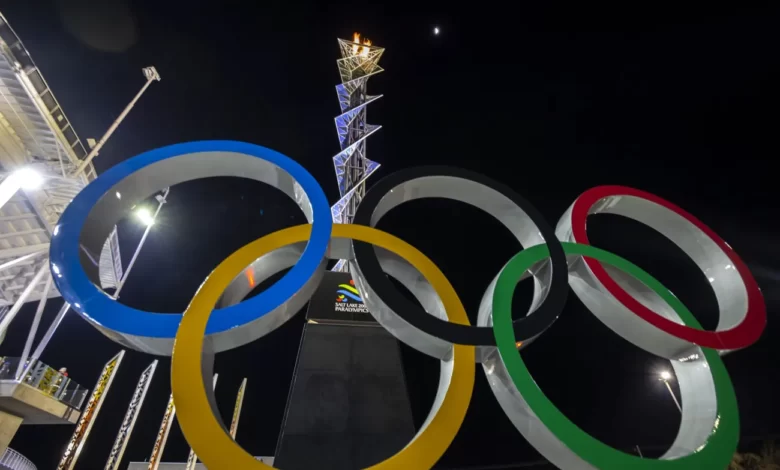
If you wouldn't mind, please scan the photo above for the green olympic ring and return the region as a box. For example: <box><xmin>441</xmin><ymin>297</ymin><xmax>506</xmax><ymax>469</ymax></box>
<box><xmin>491</xmin><ymin>242</ymin><xmax>738</xmax><ymax>469</ymax></box>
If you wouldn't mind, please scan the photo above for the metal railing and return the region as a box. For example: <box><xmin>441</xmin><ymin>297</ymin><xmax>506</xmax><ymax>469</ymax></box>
<box><xmin>0</xmin><ymin>448</ymin><xmax>36</xmax><ymax>470</ymax></box>
<box><xmin>0</xmin><ymin>357</ymin><xmax>88</xmax><ymax>409</ymax></box>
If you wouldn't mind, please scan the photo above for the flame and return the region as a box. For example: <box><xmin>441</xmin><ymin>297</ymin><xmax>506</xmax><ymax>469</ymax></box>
<box><xmin>352</xmin><ymin>32</ymin><xmax>361</xmax><ymax>55</ymax></box>
<box><xmin>360</xmin><ymin>38</ymin><xmax>371</xmax><ymax>58</ymax></box>
<box><xmin>352</xmin><ymin>32</ymin><xmax>372</xmax><ymax>58</ymax></box>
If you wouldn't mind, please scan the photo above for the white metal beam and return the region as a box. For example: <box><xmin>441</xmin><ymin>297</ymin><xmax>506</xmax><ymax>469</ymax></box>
<box><xmin>72</xmin><ymin>67</ymin><xmax>161</xmax><ymax>177</ymax></box>
<box><xmin>0</xmin><ymin>213</ymin><xmax>37</xmax><ymax>222</ymax></box>
<box><xmin>0</xmin><ymin>228</ymin><xmax>46</xmax><ymax>239</ymax></box>
<box><xmin>0</xmin><ymin>262</ymin><xmax>47</xmax><ymax>341</ymax></box>
<box><xmin>0</xmin><ymin>272</ymin><xmax>35</xmax><ymax>281</ymax></box>
<box><xmin>15</xmin><ymin>272</ymin><xmax>52</xmax><ymax>379</ymax></box>
<box><xmin>0</xmin><ymin>243</ymin><xmax>49</xmax><ymax>258</ymax></box>
<box><xmin>21</xmin><ymin>301</ymin><xmax>69</xmax><ymax>380</ymax></box>
<box><xmin>0</xmin><ymin>250</ymin><xmax>43</xmax><ymax>271</ymax></box>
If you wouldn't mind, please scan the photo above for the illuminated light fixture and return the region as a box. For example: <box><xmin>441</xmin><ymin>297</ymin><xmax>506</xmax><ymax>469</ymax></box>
<box><xmin>434</xmin><ymin>26</ymin><xmax>440</xmax><ymax>35</ymax></box>
<box><xmin>659</xmin><ymin>370</ymin><xmax>672</xmax><ymax>381</ymax></box>
<box><xmin>13</xmin><ymin>167</ymin><xmax>44</xmax><ymax>189</ymax></box>
<box><xmin>0</xmin><ymin>167</ymin><xmax>44</xmax><ymax>210</ymax></box>
<box><xmin>116</xmin><ymin>191</ymin><xmax>122</xmax><ymax>199</ymax></box>
<box><xmin>135</xmin><ymin>207</ymin><xmax>155</xmax><ymax>226</ymax></box>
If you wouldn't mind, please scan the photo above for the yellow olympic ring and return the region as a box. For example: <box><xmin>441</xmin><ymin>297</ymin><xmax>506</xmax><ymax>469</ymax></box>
<box><xmin>171</xmin><ymin>224</ymin><xmax>475</xmax><ymax>469</ymax></box>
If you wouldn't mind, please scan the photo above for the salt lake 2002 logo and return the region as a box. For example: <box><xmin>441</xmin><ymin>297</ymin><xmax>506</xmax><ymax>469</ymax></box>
<box><xmin>336</xmin><ymin>279</ymin><xmax>362</xmax><ymax>303</ymax></box>
<box><xmin>335</xmin><ymin>279</ymin><xmax>369</xmax><ymax>313</ymax></box>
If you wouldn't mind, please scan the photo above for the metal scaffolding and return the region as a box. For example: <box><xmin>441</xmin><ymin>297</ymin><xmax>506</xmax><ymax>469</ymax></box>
<box><xmin>0</xmin><ymin>12</ymin><xmax>159</xmax><ymax>437</ymax></box>
<box><xmin>0</xmin><ymin>12</ymin><xmax>99</xmax><ymax>308</ymax></box>
<box><xmin>0</xmin><ymin>12</ymin><xmax>158</xmax><ymax>311</ymax></box>
<box><xmin>330</xmin><ymin>34</ymin><xmax>384</xmax><ymax>272</ymax></box>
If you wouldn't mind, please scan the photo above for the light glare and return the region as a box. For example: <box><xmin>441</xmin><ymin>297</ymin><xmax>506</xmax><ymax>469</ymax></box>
<box><xmin>13</xmin><ymin>168</ymin><xmax>43</xmax><ymax>189</ymax></box>
<box><xmin>135</xmin><ymin>207</ymin><xmax>155</xmax><ymax>226</ymax></box>
<box><xmin>660</xmin><ymin>370</ymin><xmax>672</xmax><ymax>380</ymax></box>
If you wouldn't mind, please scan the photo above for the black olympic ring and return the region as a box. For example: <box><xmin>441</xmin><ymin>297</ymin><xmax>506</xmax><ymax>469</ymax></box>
<box><xmin>351</xmin><ymin>165</ymin><xmax>569</xmax><ymax>349</ymax></box>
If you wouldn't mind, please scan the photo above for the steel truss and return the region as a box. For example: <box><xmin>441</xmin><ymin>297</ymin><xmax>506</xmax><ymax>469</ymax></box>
<box><xmin>0</xmin><ymin>12</ymin><xmax>108</xmax><ymax>309</ymax></box>
<box><xmin>331</xmin><ymin>35</ymin><xmax>384</xmax><ymax>271</ymax></box>
<box><xmin>0</xmin><ymin>12</ymin><xmax>160</xmax><ymax>381</ymax></box>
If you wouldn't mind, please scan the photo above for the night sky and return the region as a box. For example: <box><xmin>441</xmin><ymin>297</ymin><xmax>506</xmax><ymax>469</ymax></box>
<box><xmin>1</xmin><ymin>2</ymin><xmax>779</xmax><ymax>468</ymax></box>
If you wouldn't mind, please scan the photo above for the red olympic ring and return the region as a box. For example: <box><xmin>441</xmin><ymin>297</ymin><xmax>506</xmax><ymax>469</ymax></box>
<box><xmin>570</xmin><ymin>185</ymin><xmax>766</xmax><ymax>350</ymax></box>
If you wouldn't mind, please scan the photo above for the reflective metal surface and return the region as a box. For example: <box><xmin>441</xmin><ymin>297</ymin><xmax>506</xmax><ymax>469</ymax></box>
<box><xmin>481</xmin><ymin>242</ymin><xmax>730</xmax><ymax>469</ymax></box>
<box><xmin>351</xmin><ymin>167</ymin><xmax>568</xmax><ymax>362</ymax></box>
<box><xmin>475</xmin><ymin>258</ymin><xmax>552</xmax><ymax>360</ymax></box>
<box><xmin>50</xmin><ymin>141</ymin><xmax>331</xmax><ymax>356</ymax></box>
<box><xmin>556</xmin><ymin>187</ymin><xmax>762</xmax><ymax>358</ymax></box>
<box><xmin>220</xmin><ymin>239</ymin><xmax>448</xmax><ymax>411</ymax></box>
<box><xmin>482</xmin><ymin>347</ymin><xmax>718</xmax><ymax>468</ymax></box>
<box><xmin>176</xmin><ymin>224</ymin><xmax>474</xmax><ymax>469</ymax></box>
<box><xmin>218</xmin><ymin>235</ymin><xmax>456</xmax><ymax>409</ymax></box>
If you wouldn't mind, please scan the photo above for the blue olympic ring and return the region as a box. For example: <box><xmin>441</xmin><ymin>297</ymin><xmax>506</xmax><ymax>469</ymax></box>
<box><xmin>49</xmin><ymin>140</ymin><xmax>332</xmax><ymax>339</ymax></box>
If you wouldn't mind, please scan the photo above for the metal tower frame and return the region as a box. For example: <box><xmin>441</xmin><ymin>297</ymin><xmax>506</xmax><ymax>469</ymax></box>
<box><xmin>330</xmin><ymin>34</ymin><xmax>384</xmax><ymax>271</ymax></box>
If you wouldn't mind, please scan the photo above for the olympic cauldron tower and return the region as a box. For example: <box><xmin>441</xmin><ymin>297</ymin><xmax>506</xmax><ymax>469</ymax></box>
<box><xmin>330</xmin><ymin>33</ymin><xmax>384</xmax><ymax>271</ymax></box>
<box><xmin>273</xmin><ymin>35</ymin><xmax>415</xmax><ymax>469</ymax></box>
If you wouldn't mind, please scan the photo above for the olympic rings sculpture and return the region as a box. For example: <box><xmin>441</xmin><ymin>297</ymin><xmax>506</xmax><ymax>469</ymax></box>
<box><xmin>50</xmin><ymin>141</ymin><xmax>766</xmax><ymax>469</ymax></box>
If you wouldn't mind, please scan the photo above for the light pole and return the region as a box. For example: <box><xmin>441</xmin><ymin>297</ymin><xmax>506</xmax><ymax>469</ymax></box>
<box><xmin>71</xmin><ymin>66</ymin><xmax>161</xmax><ymax>177</ymax></box>
<box><xmin>659</xmin><ymin>370</ymin><xmax>682</xmax><ymax>413</ymax></box>
<box><xmin>113</xmin><ymin>188</ymin><xmax>169</xmax><ymax>299</ymax></box>
<box><xmin>16</xmin><ymin>189</ymin><xmax>169</xmax><ymax>379</ymax></box>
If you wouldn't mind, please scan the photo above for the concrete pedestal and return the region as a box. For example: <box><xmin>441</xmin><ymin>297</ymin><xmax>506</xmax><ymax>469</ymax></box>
<box><xmin>273</xmin><ymin>272</ymin><xmax>415</xmax><ymax>469</ymax></box>
<box><xmin>0</xmin><ymin>409</ymin><xmax>22</xmax><ymax>455</ymax></box>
